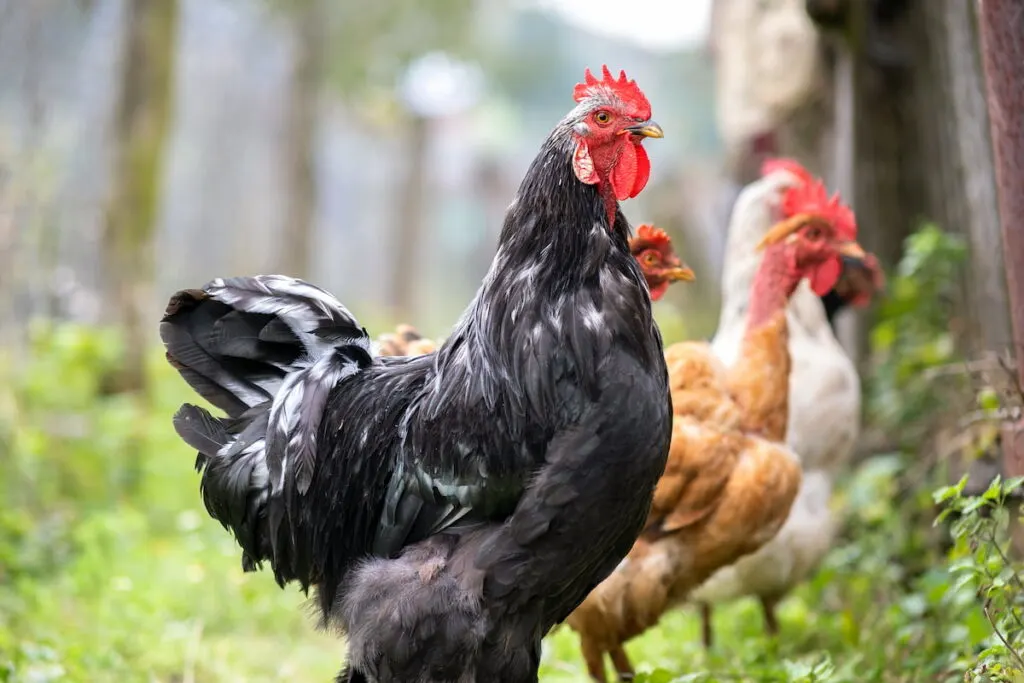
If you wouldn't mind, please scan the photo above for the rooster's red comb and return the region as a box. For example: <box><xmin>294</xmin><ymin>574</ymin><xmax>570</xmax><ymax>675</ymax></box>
<box><xmin>573</xmin><ymin>65</ymin><xmax>651</xmax><ymax>119</ymax></box>
<box><xmin>762</xmin><ymin>157</ymin><xmax>857</xmax><ymax>241</ymax></box>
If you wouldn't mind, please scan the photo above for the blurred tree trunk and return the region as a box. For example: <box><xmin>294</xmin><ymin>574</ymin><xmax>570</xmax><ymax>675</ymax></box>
<box><xmin>102</xmin><ymin>0</ymin><xmax>179</xmax><ymax>396</ymax></box>
<box><xmin>811</xmin><ymin>0</ymin><xmax>1008</xmax><ymax>466</ymax></box>
<box><xmin>930</xmin><ymin>1</ymin><xmax>1006</xmax><ymax>355</ymax></box>
<box><xmin>391</xmin><ymin>114</ymin><xmax>428</xmax><ymax>322</ymax></box>
<box><xmin>471</xmin><ymin>156</ymin><xmax>507</xmax><ymax>277</ymax></box>
<box><xmin>977</xmin><ymin>0</ymin><xmax>1024</xmax><ymax>487</ymax></box>
<box><xmin>0</xmin><ymin>1</ymin><xmax>44</xmax><ymax>350</ymax></box>
<box><xmin>101</xmin><ymin>0</ymin><xmax>178</xmax><ymax>487</ymax></box>
<box><xmin>820</xmin><ymin>0</ymin><xmax>1007</xmax><ymax>359</ymax></box>
<box><xmin>279</xmin><ymin>0</ymin><xmax>322</xmax><ymax>278</ymax></box>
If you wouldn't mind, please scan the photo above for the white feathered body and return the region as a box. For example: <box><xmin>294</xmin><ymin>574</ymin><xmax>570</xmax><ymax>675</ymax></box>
<box><xmin>690</xmin><ymin>171</ymin><xmax>861</xmax><ymax>606</ymax></box>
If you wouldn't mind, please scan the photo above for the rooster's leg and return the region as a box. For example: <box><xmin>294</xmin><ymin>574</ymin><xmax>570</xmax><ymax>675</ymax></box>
<box><xmin>700</xmin><ymin>602</ymin><xmax>714</xmax><ymax>649</ymax></box>
<box><xmin>610</xmin><ymin>645</ymin><xmax>634</xmax><ymax>681</ymax></box>
<box><xmin>760</xmin><ymin>595</ymin><xmax>780</xmax><ymax>636</ymax></box>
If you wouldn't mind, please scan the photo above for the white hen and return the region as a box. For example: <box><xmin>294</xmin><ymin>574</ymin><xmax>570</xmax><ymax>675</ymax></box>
<box><xmin>689</xmin><ymin>162</ymin><xmax>864</xmax><ymax>643</ymax></box>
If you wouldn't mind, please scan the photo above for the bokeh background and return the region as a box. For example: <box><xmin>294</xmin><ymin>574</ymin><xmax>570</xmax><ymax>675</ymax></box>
<box><xmin>3</xmin><ymin>0</ymin><xmax>1023</xmax><ymax>681</ymax></box>
<box><xmin>0</xmin><ymin>0</ymin><xmax>724</xmax><ymax>345</ymax></box>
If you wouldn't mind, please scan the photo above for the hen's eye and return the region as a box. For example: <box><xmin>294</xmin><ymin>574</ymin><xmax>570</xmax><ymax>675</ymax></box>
<box><xmin>643</xmin><ymin>253</ymin><xmax>658</xmax><ymax>265</ymax></box>
<box><xmin>594</xmin><ymin>110</ymin><xmax>612</xmax><ymax>125</ymax></box>
<box><xmin>805</xmin><ymin>227</ymin><xmax>822</xmax><ymax>240</ymax></box>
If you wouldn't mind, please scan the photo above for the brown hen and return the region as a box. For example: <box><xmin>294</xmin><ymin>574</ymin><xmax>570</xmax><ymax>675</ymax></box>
<box><xmin>566</xmin><ymin>208</ymin><xmax>866</xmax><ymax>682</ymax></box>
<box><xmin>374</xmin><ymin>324</ymin><xmax>438</xmax><ymax>357</ymax></box>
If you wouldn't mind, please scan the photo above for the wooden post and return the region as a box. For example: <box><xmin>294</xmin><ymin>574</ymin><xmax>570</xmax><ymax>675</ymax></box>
<box><xmin>978</xmin><ymin>0</ymin><xmax>1024</xmax><ymax>476</ymax></box>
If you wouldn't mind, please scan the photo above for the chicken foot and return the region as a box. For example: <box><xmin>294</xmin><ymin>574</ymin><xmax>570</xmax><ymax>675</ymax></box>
<box><xmin>580</xmin><ymin>639</ymin><xmax>635</xmax><ymax>683</ymax></box>
<box><xmin>700</xmin><ymin>602</ymin><xmax>714</xmax><ymax>649</ymax></box>
<box><xmin>581</xmin><ymin>637</ymin><xmax>609</xmax><ymax>683</ymax></box>
<box><xmin>610</xmin><ymin>645</ymin><xmax>635</xmax><ymax>681</ymax></box>
<box><xmin>700</xmin><ymin>597</ymin><xmax>778</xmax><ymax>650</ymax></box>
<box><xmin>760</xmin><ymin>595</ymin><xmax>780</xmax><ymax>636</ymax></box>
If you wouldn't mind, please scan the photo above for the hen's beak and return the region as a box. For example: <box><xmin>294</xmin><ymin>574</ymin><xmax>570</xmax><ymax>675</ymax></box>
<box><xmin>840</xmin><ymin>251</ymin><xmax>886</xmax><ymax>294</ymax></box>
<box><xmin>837</xmin><ymin>241</ymin><xmax>866</xmax><ymax>260</ymax></box>
<box><xmin>666</xmin><ymin>265</ymin><xmax>696</xmax><ymax>282</ymax></box>
<box><xmin>624</xmin><ymin>121</ymin><xmax>664</xmax><ymax>139</ymax></box>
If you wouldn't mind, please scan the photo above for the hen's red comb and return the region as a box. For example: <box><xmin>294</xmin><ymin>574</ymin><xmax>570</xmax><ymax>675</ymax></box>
<box><xmin>761</xmin><ymin>157</ymin><xmax>814</xmax><ymax>184</ymax></box>
<box><xmin>634</xmin><ymin>224</ymin><xmax>672</xmax><ymax>249</ymax></box>
<box><xmin>573</xmin><ymin>65</ymin><xmax>651</xmax><ymax>118</ymax></box>
<box><xmin>762</xmin><ymin>157</ymin><xmax>857</xmax><ymax>240</ymax></box>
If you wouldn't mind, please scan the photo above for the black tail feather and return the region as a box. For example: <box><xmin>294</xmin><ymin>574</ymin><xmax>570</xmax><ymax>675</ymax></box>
<box><xmin>160</xmin><ymin>294</ymin><xmax>277</xmax><ymax>416</ymax></box>
<box><xmin>173</xmin><ymin>403</ymin><xmax>230</xmax><ymax>457</ymax></box>
<box><xmin>162</xmin><ymin>274</ymin><xmax>373</xmax><ymax>590</ymax></box>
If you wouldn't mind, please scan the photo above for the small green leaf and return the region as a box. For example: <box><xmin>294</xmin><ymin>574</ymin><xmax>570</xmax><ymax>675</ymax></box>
<box><xmin>934</xmin><ymin>475</ymin><xmax>969</xmax><ymax>503</ymax></box>
<box><xmin>949</xmin><ymin>558</ymin><xmax>982</xmax><ymax>575</ymax></box>
<box><xmin>978</xmin><ymin>386</ymin><xmax>1001</xmax><ymax>413</ymax></box>
<box><xmin>984</xmin><ymin>475</ymin><xmax>1004</xmax><ymax>501</ymax></box>
<box><xmin>633</xmin><ymin>669</ymin><xmax>676</xmax><ymax>683</ymax></box>
<box><xmin>960</xmin><ymin>499</ymin><xmax>988</xmax><ymax>515</ymax></box>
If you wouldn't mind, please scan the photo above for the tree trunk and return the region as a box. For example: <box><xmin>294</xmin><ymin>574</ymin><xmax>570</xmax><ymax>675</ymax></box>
<box><xmin>102</xmin><ymin>0</ymin><xmax>179</xmax><ymax>396</ymax></box>
<box><xmin>845</xmin><ymin>3</ymin><xmax>922</xmax><ymax>275</ymax></box>
<box><xmin>977</xmin><ymin>0</ymin><xmax>1024</xmax><ymax>478</ymax></box>
<box><xmin>279</xmin><ymin>0</ymin><xmax>322</xmax><ymax>279</ymax></box>
<box><xmin>390</xmin><ymin>114</ymin><xmax>429</xmax><ymax>322</ymax></box>
<box><xmin>822</xmin><ymin>0</ymin><xmax>1006</xmax><ymax>358</ymax></box>
<box><xmin>814</xmin><ymin>0</ymin><xmax>1008</xmax><ymax>466</ymax></box>
<box><xmin>934</xmin><ymin>1</ymin><xmax>1006</xmax><ymax>355</ymax></box>
<box><xmin>101</xmin><ymin>0</ymin><xmax>178</xmax><ymax>489</ymax></box>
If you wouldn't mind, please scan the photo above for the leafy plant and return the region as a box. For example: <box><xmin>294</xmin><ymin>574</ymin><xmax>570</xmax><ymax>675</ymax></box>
<box><xmin>869</xmin><ymin>223</ymin><xmax>968</xmax><ymax>449</ymax></box>
<box><xmin>936</xmin><ymin>473</ymin><xmax>1024</xmax><ymax>681</ymax></box>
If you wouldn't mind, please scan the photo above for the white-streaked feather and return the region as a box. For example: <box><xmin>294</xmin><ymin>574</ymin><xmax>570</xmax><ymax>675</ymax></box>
<box><xmin>206</xmin><ymin>275</ymin><xmax>372</xmax><ymax>497</ymax></box>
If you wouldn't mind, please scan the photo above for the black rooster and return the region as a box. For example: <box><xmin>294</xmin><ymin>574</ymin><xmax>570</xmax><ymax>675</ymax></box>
<box><xmin>161</xmin><ymin>66</ymin><xmax>671</xmax><ymax>683</ymax></box>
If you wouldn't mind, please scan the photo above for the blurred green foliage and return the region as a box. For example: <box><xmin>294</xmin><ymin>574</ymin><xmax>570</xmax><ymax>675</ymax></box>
<box><xmin>0</xmin><ymin>324</ymin><xmax>341</xmax><ymax>683</ymax></box>
<box><xmin>540</xmin><ymin>452</ymin><xmax>986</xmax><ymax>682</ymax></box>
<box><xmin>266</xmin><ymin>0</ymin><xmax>478</xmax><ymax>105</ymax></box>
<box><xmin>868</xmin><ymin>224</ymin><xmax>968</xmax><ymax>449</ymax></box>
<box><xmin>0</xmin><ymin>224</ymin><xmax>1017</xmax><ymax>682</ymax></box>
<box><xmin>936</xmin><ymin>474</ymin><xmax>1024</xmax><ymax>683</ymax></box>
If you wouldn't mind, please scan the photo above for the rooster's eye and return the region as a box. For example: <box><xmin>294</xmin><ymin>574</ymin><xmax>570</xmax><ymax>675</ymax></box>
<box><xmin>643</xmin><ymin>253</ymin><xmax>658</xmax><ymax>265</ymax></box>
<box><xmin>594</xmin><ymin>110</ymin><xmax>612</xmax><ymax>125</ymax></box>
<box><xmin>805</xmin><ymin>227</ymin><xmax>822</xmax><ymax>240</ymax></box>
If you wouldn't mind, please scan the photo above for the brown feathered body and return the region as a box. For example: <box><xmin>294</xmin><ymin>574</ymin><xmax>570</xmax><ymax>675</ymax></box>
<box><xmin>374</xmin><ymin>324</ymin><xmax>439</xmax><ymax>357</ymax></box>
<box><xmin>565</xmin><ymin>309</ymin><xmax>802</xmax><ymax>681</ymax></box>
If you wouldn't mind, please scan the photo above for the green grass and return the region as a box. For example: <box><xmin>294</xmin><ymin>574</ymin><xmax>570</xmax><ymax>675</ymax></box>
<box><xmin>0</xmin><ymin>323</ymin><xmax>996</xmax><ymax>683</ymax></box>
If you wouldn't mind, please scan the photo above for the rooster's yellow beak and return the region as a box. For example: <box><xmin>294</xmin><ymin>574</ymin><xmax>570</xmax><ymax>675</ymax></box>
<box><xmin>624</xmin><ymin>121</ymin><xmax>664</xmax><ymax>139</ymax></box>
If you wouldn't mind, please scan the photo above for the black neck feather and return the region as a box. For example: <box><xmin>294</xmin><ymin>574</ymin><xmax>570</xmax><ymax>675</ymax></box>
<box><xmin>483</xmin><ymin>126</ymin><xmax>632</xmax><ymax>296</ymax></box>
<box><xmin>436</xmin><ymin>122</ymin><xmax>649</xmax><ymax>373</ymax></box>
